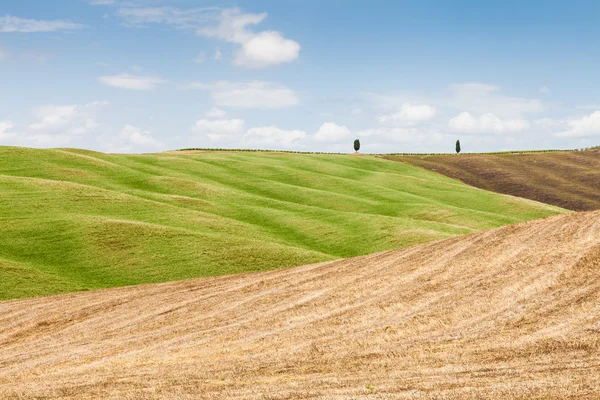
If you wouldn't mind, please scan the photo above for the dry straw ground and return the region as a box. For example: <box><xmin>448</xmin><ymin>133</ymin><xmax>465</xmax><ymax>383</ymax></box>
<box><xmin>1</xmin><ymin>211</ymin><xmax>600</xmax><ymax>399</ymax></box>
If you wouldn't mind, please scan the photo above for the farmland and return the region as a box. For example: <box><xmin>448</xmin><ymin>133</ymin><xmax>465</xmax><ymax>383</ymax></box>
<box><xmin>383</xmin><ymin>150</ymin><xmax>600</xmax><ymax>211</ymax></box>
<box><xmin>1</xmin><ymin>210</ymin><xmax>598</xmax><ymax>399</ymax></box>
<box><xmin>0</xmin><ymin>147</ymin><xmax>563</xmax><ymax>300</ymax></box>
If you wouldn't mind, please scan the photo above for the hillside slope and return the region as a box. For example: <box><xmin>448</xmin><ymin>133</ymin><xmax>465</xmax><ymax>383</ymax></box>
<box><xmin>1</xmin><ymin>211</ymin><xmax>599</xmax><ymax>399</ymax></box>
<box><xmin>0</xmin><ymin>147</ymin><xmax>562</xmax><ymax>300</ymax></box>
<box><xmin>383</xmin><ymin>150</ymin><xmax>600</xmax><ymax>211</ymax></box>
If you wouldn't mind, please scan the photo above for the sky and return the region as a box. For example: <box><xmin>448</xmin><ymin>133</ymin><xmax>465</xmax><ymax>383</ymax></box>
<box><xmin>0</xmin><ymin>0</ymin><xmax>599</xmax><ymax>153</ymax></box>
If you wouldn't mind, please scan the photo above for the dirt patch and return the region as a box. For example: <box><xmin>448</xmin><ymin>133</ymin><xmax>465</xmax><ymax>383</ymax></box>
<box><xmin>382</xmin><ymin>151</ymin><xmax>600</xmax><ymax>211</ymax></box>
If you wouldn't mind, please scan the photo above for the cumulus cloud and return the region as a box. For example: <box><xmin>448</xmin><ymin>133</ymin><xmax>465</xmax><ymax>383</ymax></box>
<box><xmin>448</xmin><ymin>112</ymin><xmax>530</xmax><ymax>134</ymax></box>
<box><xmin>198</xmin><ymin>7</ymin><xmax>300</xmax><ymax>68</ymax></box>
<box><xmin>24</xmin><ymin>133</ymin><xmax>73</xmax><ymax>147</ymax></box>
<box><xmin>244</xmin><ymin>126</ymin><xmax>306</xmax><ymax>148</ymax></box>
<box><xmin>0</xmin><ymin>15</ymin><xmax>84</xmax><ymax>33</ymax></box>
<box><xmin>379</xmin><ymin>103</ymin><xmax>436</xmax><ymax>124</ymax></box>
<box><xmin>191</xmin><ymin>118</ymin><xmax>245</xmax><ymax>141</ymax></box>
<box><xmin>188</xmin><ymin>81</ymin><xmax>299</xmax><ymax>109</ymax></box>
<box><xmin>120</xmin><ymin>124</ymin><xmax>163</xmax><ymax>148</ymax></box>
<box><xmin>555</xmin><ymin>111</ymin><xmax>600</xmax><ymax>137</ymax></box>
<box><xmin>0</xmin><ymin>121</ymin><xmax>16</xmax><ymax>141</ymax></box>
<box><xmin>28</xmin><ymin>101</ymin><xmax>109</xmax><ymax>135</ymax></box>
<box><xmin>113</xmin><ymin>6</ymin><xmax>298</xmax><ymax>68</ymax></box>
<box><xmin>576</xmin><ymin>104</ymin><xmax>600</xmax><ymax>110</ymax></box>
<box><xmin>205</xmin><ymin>107</ymin><xmax>226</xmax><ymax>118</ymax></box>
<box><xmin>313</xmin><ymin>122</ymin><xmax>351</xmax><ymax>142</ymax></box>
<box><xmin>29</xmin><ymin>105</ymin><xmax>79</xmax><ymax>131</ymax></box>
<box><xmin>356</xmin><ymin>127</ymin><xmax>423</xmax><ymax>142</ymax></box>
<box><xmin>99</xmin><ymin>124</ymin><xmax>164</xmax><ymax>153</ymax></box>
<box><xmin>233</xmin><ymin>31</ymin><xmax>300</xmax><ymax>68</ymax></box>
<box><xmin>534</xmin><ymin>117</ymin><xmax>567</xmax><ymax>133</ymax></box>
<box><xmin>98</xmin><ymin>74</ymin><xmax>167</xmax><ymax>90</ymax></box>
<box><xmin>0</xmin><ymin>101</ymin><xmax>108</xmax><ymax>148</ymax></box>
<box><xmin>449</xmin><ymin>83</ymin><xmax>543</xmax><ymax>118</ymax></box>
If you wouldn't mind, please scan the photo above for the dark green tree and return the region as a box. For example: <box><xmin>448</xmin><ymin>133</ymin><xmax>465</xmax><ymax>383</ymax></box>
<box><xmin>354</xmin><ymin>139</ymin><xmax>360</xmax><ymax>152</ymax></box>
<box><xmin>455</xmin><ymin>140</ymin><xmax>461</xmax><ymax>154</ymax></box>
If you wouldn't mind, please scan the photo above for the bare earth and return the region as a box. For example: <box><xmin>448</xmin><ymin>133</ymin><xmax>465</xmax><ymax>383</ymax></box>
<box><xmin>382</xmin><ymin>150</ymin><xmax>600</xmax><ymax>211</ymax></box>
<box><xmin>1</xmin><ymin>211</ymin><xmax>600</xmax><ymax>399</ymax></box>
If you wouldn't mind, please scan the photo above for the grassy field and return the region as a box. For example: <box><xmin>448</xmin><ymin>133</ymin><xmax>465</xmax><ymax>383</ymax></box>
<box><xmin>2</xmin><ymin>211</ymin><xmax>599</xmax><ymax>399</ymax></box>
<box><xmin>0</xmin><ymin>147</ymin><xmax>563</xmax><ymax>300</ymax></box>
<box><xmin>383</xmin><ymin>150</ymin><xmax>600</xmax><ymax>211</ymax></box>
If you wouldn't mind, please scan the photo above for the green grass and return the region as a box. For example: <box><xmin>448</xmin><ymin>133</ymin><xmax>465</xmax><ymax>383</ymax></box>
<box><xmin>0</xmin><ymin>147</ymin><xmax>565</xmax><ymax>300</ymax></box>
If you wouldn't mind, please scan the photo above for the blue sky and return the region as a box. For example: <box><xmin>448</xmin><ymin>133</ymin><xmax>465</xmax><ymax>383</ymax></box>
<box><xmin>1</xmin><ymin>0</ymin><xmax>599</xmax><ymax>153</ymax></box>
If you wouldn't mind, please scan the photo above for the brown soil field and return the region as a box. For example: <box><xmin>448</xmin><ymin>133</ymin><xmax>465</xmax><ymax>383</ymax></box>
<box><xmin>382</xmin><ymin>150</ymin><xmax>600</xmax><ymax>211</ymax></box>
<box><xmin>1</xmin><ymin>211</ymin><xmax>600</xmax><ymax>399</ymax></box>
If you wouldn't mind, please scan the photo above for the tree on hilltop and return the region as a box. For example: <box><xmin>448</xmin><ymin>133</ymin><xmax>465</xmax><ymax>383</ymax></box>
<box><xmin>354</xmin><ymin>139</ymin><xmax>360</xmax><ymax>153</ymax></box>
<box><xmin>456</xmin><ymin>140</ymin><xmax>461</xmax><ymax>154</ymax></box>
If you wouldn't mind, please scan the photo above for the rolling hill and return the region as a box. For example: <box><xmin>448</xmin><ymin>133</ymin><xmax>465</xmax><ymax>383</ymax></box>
<box><xmin>1</xmin><ymin>211</ymin><xmax>599</xmax><ymax>399</ymax></box>
<box><xmin>383</xmin><ymin>150</ymin><xmax>600</xmax><ymax>211</ymax></box>
<box><xmin>0</xmin><ymin>147</ymin><xmax>563</xmax><ymax>300</ymax></box>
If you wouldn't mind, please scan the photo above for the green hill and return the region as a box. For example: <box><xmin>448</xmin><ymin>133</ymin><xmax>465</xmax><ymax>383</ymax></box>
<box><xmin>0</xmin><ymin>147</ymin><xmax>564</xmax><ymax>300</ymax></box>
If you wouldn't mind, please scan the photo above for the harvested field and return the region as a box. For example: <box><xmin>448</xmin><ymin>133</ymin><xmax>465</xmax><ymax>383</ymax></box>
<box><xmin>383</xmin><ymin>150</ymin><xmax>600</xmax><ymax>211</ymax></box>
<box><xmin>1</xmin><ymin>211</ymin><xmax>600</xmax><ymax>399</ymax></box>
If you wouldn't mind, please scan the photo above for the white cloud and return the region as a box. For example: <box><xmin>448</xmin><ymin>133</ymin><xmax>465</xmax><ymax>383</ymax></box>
<box><xmin>70</xmin><ymin>118</ymin><xmax>100</xmax><ymax>135</ymax></box>
<box><xmin>0</xmin><ymin>121</ymin><xmax>16</xmax><ymax>141</ymax></box>
<box><xmin>29</xmin><ymin>105</ymin><xmax>78</xmax><ymax>131</ymax></box>
<box><xmin>356</xmin><ymin>126</ymin><xmax>428</xmax><ymax>144</ymax></box>
<box><xmin>0</xmin><ymin>121</ymin><xmax>13</xmax><ymax>133</ymax></box>
<box><xmin>115</xmin><ymin>7</ymin><xmax>217</xmax><ymax>29</ymax></box>
<box><xmin>28</xmin><ymin>101</ymin><xmax>109</xmax><ymax>134</ymax></box>
<box><xmin>313</xmin><ymin>122</ymin><xmax>351</xmax><ymax>142</ymax></box>
<box><xmin>198</xmin><ymin>7</ymin><xmax>300</xmax><ymax>68</ymax></box>
<box><xmin>120</xmin><ymin>124</ymin><xmax>163</xmax><ymax>148</ymax></box>
<box><xmin>539</xmin><ymin>86</ymin><xmax>550</xmax><ymax>94</ymax></box>
<box><xmin>194</xmin><ymin>52</ymin><xmax>206</xmax><ymax>64</ymax></box>
<box><xmin>205</xmin><ymin>107</ymin><xmax>226</xmax><ymax>118</ymax></box>
<box><xmin>1</xmin><ymin>101</ymin><xmax>108</xmax><ymax>148</ymax></box>
<box><xmin>233</xmin><ymin>31</ymin><xmax>300</xmax><ymax>68</ymax></box>
<box><xmin>191</xmin><ymin>118</ymin><xmax>245</xmax><ymax>141</ymax></box>
<box><xmin>349</xmin><ymin>126</ymin><xmax>460</xmax><ymax>154</ymax></box>
<box><xmin>188</xmin><ymin>81</ymin><xmax>299</xmax><ymax>109</ymax></box>
<box><xmin>379</xmin><ymin>103</ymin><xmax>436</xmax><ymax>124</ymax></box>
<box><xmin>555</xmin><ymin>111</ymin><xmax>600</xmax><ymax>138</ymax></box>
<box><xmin>244</xmin><ymin>126</ymin><xmax>306</xmax><ymax>148</ymax></box>
<box><xmin>25</xmin><ymin>133</ymin><xmax>73</xmax><ymax>147</ymax></box>
<box><xmin>214</xmin><ymin>47</ymin><xmax>222</xmax><ymax>60</ymax></box>
<box><xmin>449</xmin><ymin>83</ymin><xmax>543</xmax><ymax>118</ymax></box>
<box><xmin>0</xmin><ymin>48</ymin><xmax>8</xmax><ymax>60</ymax></box>
<box><xmin>98</xmin><ymin>74</ymin><xmax>167</xmax><ymax>90</ymax></box>
<box><xmin>113</xmin><ymin>6</ymin><xmax>299</xmax><ymax>68</ymax></box>
<box><xmin>89</xmin><ymin>0</ymin><xmax>116</xmax><ymax>5</ymax></box>
<box><xmin>448</xmin><ymin>112</ymin><xmax>530</xmax><ymax>134</ymax></box>
<box><xmin>0</xmin><ymin>15</ymin><xmax>84</xmax><ymax>33</ymax></box>
<box><xmin>534</xmin><ymin>117</ymin><xmax>567</xmax><ymax>132</ymax></box>
<box><xmin>576</xmin><ymin>104</ymin><xmax>600</xmax><ymax>110</ymax></box>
